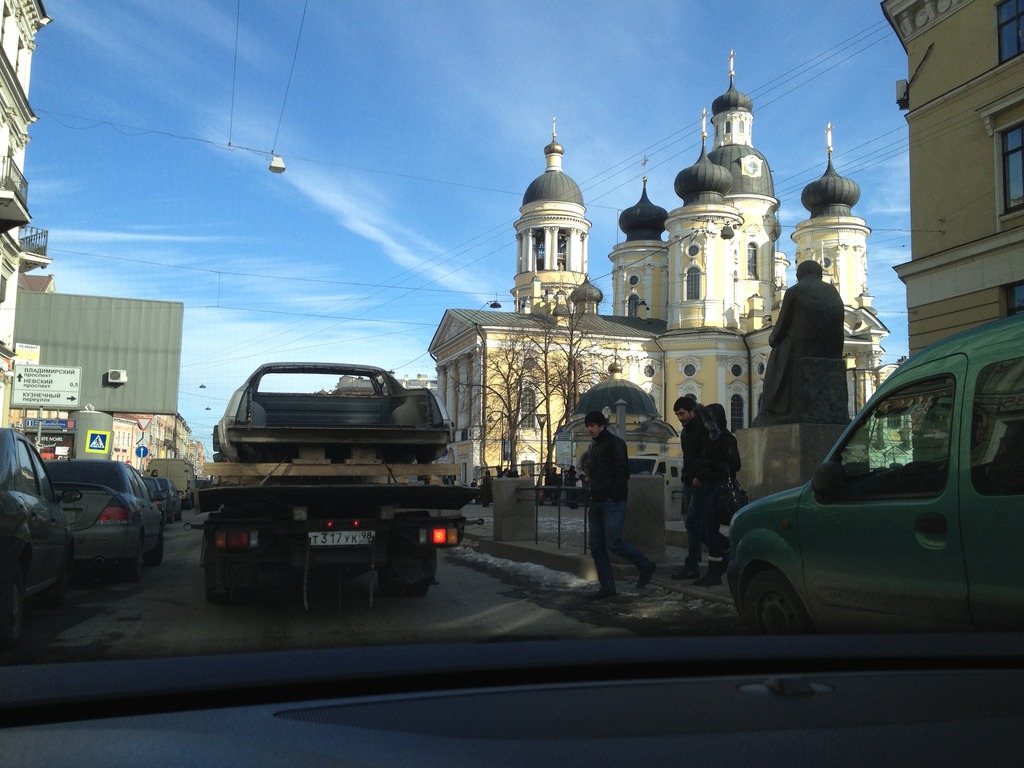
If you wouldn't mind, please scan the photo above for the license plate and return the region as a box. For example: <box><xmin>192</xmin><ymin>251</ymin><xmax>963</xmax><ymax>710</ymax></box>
<box><xmin>308</xmin><ymin>530</ymin><xmax>375</xmax><ymax>546</ymax></box>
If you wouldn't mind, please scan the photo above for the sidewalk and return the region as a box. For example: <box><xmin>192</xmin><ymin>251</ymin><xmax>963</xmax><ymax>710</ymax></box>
<box><xmin>460</xmin><ymin>503</ymin><xmax>735</xmax><ymax>605</ymax></box>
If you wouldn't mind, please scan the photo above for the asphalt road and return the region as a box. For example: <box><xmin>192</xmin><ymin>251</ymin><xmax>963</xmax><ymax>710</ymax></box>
<box><xmin>1</xmin><ymin>517</ymin><xmax>743</xmax><ymax>665</ymax></box>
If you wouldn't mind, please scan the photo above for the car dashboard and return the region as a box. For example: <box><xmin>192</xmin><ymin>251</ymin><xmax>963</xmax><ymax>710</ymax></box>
<box><xmin>2</xmin><ymin>634</ymin><xmax>1023</xmax><ymax>766</ymax></box>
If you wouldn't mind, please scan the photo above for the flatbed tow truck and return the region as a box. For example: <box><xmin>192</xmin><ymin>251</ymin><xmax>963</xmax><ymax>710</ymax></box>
<box><xmin>197</xmin><ymin>363</ymin><xmax>478</xmax><ymax>606</ymax></box>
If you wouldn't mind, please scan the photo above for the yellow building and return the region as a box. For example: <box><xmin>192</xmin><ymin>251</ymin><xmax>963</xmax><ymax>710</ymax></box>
<box><xmin>884</xmin><ymin>0</ymin><xmax>1024</xmax><ymax>351</ymax></box>
<box><xmin>430</xmin><ymin>70</ymin><xmax>890</xmax><ymax>484</ymax></box>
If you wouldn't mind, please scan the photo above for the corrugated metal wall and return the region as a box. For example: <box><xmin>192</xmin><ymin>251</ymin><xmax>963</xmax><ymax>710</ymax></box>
<box><xmin>14</xmin><ymin>292</ymin><xmax>183</xmax><ymax>414</ymax></box>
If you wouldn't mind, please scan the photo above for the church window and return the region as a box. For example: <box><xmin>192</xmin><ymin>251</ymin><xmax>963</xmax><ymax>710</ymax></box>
<box><xmin>521</xmin><ymin>387</ymin><xmax>538</xmax><ymax>424</ymax></box>
<box><xmin>683</xmin><ymin>363</ymin><xmax>697</xmax><ymax>377</ymax></box>
<box><xmin>737</xmin><ymin>121</ymin><xmax>744</xmax><ymax>135</ymax></box>
<box><xmin>746</xmin><ymin>243</ymin><xmax>758</xmax><ymax>279</ymax></box>
<box><xmin>627</xmin><ymin>294</ymin><xmax>640</xmax><ymax>318</ymax></box>
<box><xmin>628</xmin><ymin>274</ymin><xmax>639</xmax><ymax>286</ymax></box>
<box><xmin>730</xmin><ymin>363</ymin><xmax>743</xmax><ymax>377</ymax></box>
<box><xmin>725</xmin><ymin>120</ymin><xmax>731</xmax><ymax>134</ymax></box>
<box><xmin>557</xmin><ymin>231</ymin><xmax>568</xmax><ymax>270</ymax></box>
<box><xmin>534</xmin><ymin>231</ymin><xmax>545</xmax><ymax>270</ymax></box>
<box><xmin>685</xmin><ymin>266</ymin><xmax>702</xmax><ymax>300</ymax></box>
<box><xmin>730</xmin><ymin>394</ymin><xmax>745</xmax><ymax>430</ymax></box>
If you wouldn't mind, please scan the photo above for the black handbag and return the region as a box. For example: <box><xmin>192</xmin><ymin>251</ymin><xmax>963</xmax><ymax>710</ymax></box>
<box><xmin>716</xmin><ymin>477</ymin><xmax>749</xmax><ymax>526</ymax></box>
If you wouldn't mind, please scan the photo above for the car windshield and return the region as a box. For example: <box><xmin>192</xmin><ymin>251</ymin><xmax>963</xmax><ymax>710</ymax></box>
<box><xmin>7</xmin><ymin>1</ymin><xmax>1024</xmax><ymax>732</ymax></box>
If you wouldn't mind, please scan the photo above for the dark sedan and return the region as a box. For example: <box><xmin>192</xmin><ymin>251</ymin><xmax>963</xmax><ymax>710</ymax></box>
<box><xmin>45</xmin><ymin>460</ymin><xmax>164</xmax><ymax>582</ymax></box>
<box><xmin>0</xmin><ymin>429</ymin><xmax>78</xmax><ymax>648</ymax></box>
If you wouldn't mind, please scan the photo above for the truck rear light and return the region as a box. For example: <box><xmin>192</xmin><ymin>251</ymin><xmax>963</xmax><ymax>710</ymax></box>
<box><xmin>214</xmin><ymin>530</ymin><xmax>259</xmax><ymax>549</ymax></box>
<box><xmin>426</xmin><ymin>527</ymin><xmax>458</xmax><ymax>545</ymax></box>
<box><xmin>97</xmin><ymin>504</ymin><xmax>131</xmax><ymax>523</ymax></box>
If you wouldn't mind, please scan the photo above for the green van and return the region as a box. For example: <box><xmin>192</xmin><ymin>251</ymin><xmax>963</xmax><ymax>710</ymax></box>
<box><xmin>728</xmin><ymin>313</ymin><xmax>1024</xmax><ymax>633</ymax></box>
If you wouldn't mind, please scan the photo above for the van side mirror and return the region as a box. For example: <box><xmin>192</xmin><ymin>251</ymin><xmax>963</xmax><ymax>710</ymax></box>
<box><xmin>811</xmin><ymin>461</ymin><xmax>846</xmax><ymax>500</ymax></box>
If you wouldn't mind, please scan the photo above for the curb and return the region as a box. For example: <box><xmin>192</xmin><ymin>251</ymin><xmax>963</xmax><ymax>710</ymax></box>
<box><xmin>463</xmin><ymin>529</ymin><xmax>735</xmax><ymax>606</ymax></box>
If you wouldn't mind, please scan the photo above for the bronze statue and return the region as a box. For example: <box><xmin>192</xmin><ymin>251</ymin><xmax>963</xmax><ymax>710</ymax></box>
<box><xmin>755</xmin><ymin>260</ymin><xmax>848</xmax><ymax>426</ymax></box>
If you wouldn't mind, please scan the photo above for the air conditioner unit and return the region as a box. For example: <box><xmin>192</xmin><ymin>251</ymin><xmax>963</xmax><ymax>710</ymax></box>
<box><xmin>107</xmin><ymin>369</ymin><xmax>128</xmax><ymax>384</ymax></box>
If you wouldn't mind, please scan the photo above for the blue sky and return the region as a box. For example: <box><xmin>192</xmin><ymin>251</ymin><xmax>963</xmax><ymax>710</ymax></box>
<box><xmin>26</xmin><ymin>1</ymin><xmax>911</xmax><ymax>453</ymax></box>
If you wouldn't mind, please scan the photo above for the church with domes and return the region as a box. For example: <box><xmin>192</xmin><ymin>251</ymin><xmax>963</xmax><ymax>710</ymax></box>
<box><xmin>429</xmin><ymin>67</ymin><xmax>889</xmax><ymax>484</ymax></box>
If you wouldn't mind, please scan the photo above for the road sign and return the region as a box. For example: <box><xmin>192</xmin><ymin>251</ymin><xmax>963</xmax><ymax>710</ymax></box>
<box><xmin>137</xmin><ymin>417</ymin><xmax>152</xmax><ymax>431</ymax></box>
<box><xmin>135</xmin><ymin>445</ymin><xmax>149</xmax><ymax>458</ymax></box>
<box><xmin>85</xmin><ymin>430</ymin><xmax>110</xmax><ymax>454</ymax></box>
<box><xmin>11</xmin><ymin>364</ymin><xmax>83</xmax><ymax>407</ymax></box>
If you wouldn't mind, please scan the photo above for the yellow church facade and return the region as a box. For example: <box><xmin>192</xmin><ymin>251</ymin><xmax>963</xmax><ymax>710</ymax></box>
<box><xmin>429</xmin><ymin>72</ymin><xmax>890</xmax><ymax>485</ymax></box>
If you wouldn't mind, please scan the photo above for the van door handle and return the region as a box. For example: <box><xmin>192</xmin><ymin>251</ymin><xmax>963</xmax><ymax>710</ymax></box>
<box><xmin>914</xmin><ymin>513</ymin><xmax>947</xmax><ymax>535</ymax></box>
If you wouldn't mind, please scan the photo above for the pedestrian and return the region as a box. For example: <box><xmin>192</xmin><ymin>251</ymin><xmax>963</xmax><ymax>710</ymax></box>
<box><xmin>692</xmin><ymin>403</ymin><xmax>738</xmax><ymax>586</ymax></box>
<box><xmin>582</xmin><ymin>410</ymin><xmax>656</xmax><ymax>600</ymax></box>
<box><xmin>479</xmin><ymin>470</ymin><xmax>493</xmax><ymax>508</ymax></box>
<box><xmin>564</xmin><ymin>464</ymin><xmax>579</xmax><ymax>509</ymax></box>
<box><xmin>671</xmin><ymin>395</ymin><xmax>707</xmax><ymax>581</ymax></box>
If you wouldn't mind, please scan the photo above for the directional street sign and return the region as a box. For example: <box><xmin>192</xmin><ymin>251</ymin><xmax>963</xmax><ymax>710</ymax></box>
<box><xmin>11</xmin><ymin>364</ymin><xmax>83</xmax><ymax>407</ymax></box>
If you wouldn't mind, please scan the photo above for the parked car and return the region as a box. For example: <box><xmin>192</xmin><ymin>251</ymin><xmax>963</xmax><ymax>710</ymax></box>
<box><xmin>729</xmin><ymin>313</ymin><xmax>1024</xmax><ymax>633</ymax></box>
<box><xmin>0</xmin><ymin>428</ymin><xmax>79</xmax><ymax>649</ymax></box>
<box><xmin>44</xmin><ymin>460</ymin><xmax>164</xmax><ymax>582</ymax></box>
<box><xmin>143</xmin><ymin>475</ymin><xmax>181</xmax><ymax>523</ymax></box>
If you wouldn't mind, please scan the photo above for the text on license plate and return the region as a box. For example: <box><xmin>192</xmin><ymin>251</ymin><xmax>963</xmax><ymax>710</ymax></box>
<box><xmin>308</xmin><ymin>530</ymin><xmax>375</xmax><ymax>546</ymax></box>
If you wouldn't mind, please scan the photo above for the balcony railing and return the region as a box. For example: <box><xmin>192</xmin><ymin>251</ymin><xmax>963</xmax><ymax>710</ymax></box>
<box><xmin>18</xmin><ymin>226</ymin><xmax>47</xmax><ymax>257</ymax></box>
<box><xmin>0</xmin><ymin>155</ymin><xmax>27</xmax><ymax>207</ymax></box>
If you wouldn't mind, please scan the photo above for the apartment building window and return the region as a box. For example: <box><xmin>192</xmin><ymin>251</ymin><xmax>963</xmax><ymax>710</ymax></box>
<box><xmin>1009</xmin><ymin>283</ymin><xmax>1024</xmax><ymax>316</ymax></box>
<box><xmin>1003</xmin><ymin>125</ymin><xmax>1024</xmax><ymax>212</ymax></box>
<box><xmin>999</xmin><ymin>0</ymin><xmax>1024</xmax><ymax>62</ymax></box>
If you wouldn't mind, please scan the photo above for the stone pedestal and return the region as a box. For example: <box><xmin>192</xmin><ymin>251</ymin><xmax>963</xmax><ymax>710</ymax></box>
<box><xmin>491</xmin><ymin>478</ymin><xmax>536</xmax><ymax>542</ymax></box>
<box><xmin>621</xmin><ymin>475</ymin><xmax>666</xmax><ymax>562</ymax></box>
<box><xmin>735</xmin><ymin>423</ymin><xmax>847</xmax><ymax>502</ymax></box>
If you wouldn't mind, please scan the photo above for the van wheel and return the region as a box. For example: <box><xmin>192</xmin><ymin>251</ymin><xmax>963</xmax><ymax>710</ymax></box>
<box><xmin>0</xmin><ymin>572</ymin><xmax>25</xmax><ymax>649</ymax></box>
<box><xmin>741</xmin><ymin>569</ymin><xmax>813</xmax><ymax>634</ymax></box>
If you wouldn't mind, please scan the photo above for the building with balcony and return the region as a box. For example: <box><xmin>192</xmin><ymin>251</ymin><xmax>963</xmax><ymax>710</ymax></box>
<box><xmin>0</xmin><ymin>1</ymin><xmax>50</xmax><ymax>423</ymax></box>
<box><xmin>884</xmin><ymin>0</ymin><xmax>1024</xmax><ymax>351</ymax></box>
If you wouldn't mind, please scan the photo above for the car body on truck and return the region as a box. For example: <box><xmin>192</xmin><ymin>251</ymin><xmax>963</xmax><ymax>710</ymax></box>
<box><xmin>201</xmin><ymin>362</ymin><xmax>474</xmax><ymax>603</ymax></box>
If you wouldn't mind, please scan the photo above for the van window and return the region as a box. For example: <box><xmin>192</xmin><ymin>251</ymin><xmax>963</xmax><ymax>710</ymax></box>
<box><xmin>971</xmin><ymin>356</ymin><xmax>1024</xmax><ymax>495</ymax></box>
<box><xmin>836</xmin><ymin>375</ymin><xmax>954</xmax><ymax>499</ymax></box>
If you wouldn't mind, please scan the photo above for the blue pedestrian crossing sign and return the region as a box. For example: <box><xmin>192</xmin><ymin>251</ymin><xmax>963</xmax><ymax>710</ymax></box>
<box><xmin>85</xmin><ymin>430</ymin><xmax>111</xmax><ymax>454</ymax></box>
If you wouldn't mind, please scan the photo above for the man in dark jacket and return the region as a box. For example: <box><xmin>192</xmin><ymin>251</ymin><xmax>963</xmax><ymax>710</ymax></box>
<box><xmin>672</xmin><ymin>395</ymin><xmax>708</xmax><ymax>581</ymax></box>
<box><xmin>583</xmin><ymin>411</ymin><xmax>655</xmax><ymax>600</ymax></box>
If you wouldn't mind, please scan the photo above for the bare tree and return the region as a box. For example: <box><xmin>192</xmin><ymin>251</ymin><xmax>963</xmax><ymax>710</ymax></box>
<box><xmin>529</xmin><ymin>306</ymin><xmax>605</xmax><ymax>468</ymax></box>
<box><xmin>480</xmin><ymin>325</ymin><xmax>538</xmax><ymax>473</ymax></box>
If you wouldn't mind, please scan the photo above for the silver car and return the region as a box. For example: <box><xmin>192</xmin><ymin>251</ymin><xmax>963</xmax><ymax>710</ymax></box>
<box><xmin>45</xmin><ymin>460</ymin><xmax>164</xmax><ymax>582</ymax></box>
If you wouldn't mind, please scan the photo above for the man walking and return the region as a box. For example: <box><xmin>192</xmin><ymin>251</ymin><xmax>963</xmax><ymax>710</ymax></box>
<box><xmin>583</xmin><ymin>410</ymin><xmax>656</xmax><ymax>599</ymax></box>
<box><xmin>672</xmin><ymin>395</ymin><xmax>708</xmax><ymax>581</ymax></box>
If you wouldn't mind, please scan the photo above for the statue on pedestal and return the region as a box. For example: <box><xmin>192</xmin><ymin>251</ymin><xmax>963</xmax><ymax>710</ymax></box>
<box><xmin>755</xmin><ymin>260</ymin><xmax>848</xmax><ymax>427</ymax></box>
